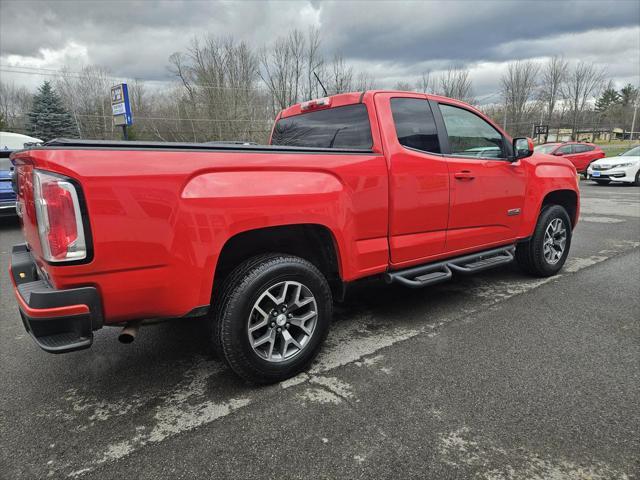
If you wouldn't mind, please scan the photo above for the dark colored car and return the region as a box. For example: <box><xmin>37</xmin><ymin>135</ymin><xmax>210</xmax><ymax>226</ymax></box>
<box><xmin>0</xmin><ymin>150</ymin><xmax>16</xmax><ymax>217</ymax></box>
<box><xmin>536</xmin><ymin>142</ymin><xmax>605</xmax><ymax>175</ymax></box>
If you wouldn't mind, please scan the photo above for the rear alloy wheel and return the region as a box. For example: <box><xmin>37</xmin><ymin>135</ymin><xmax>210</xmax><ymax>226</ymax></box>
<box><xmin>213</xmin><ymin>254</ymin><xmax>332</xmax><ymax>384</ymax></box>
<box><xmin>516</xmin><ymin>205</ymin><xmax>572</xmax><ymax>277</ymax></box>
<box><xmin>247</xmin><ymin>280</ymin><xmax>318</xmax><ymax>363</ymax></box>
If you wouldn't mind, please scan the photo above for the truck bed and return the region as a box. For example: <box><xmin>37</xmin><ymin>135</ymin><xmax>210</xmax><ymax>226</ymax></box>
<box><xmin>36</xmin><ymin>138</ymin><xmax>375</xmax><ymax>155</ymax></box>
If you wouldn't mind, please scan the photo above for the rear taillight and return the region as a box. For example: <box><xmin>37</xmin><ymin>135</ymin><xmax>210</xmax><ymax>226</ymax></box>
<box><xmin>33</xmin><ymin>170</ymin><xmax>87</xmax><ymax>262</ymax></box>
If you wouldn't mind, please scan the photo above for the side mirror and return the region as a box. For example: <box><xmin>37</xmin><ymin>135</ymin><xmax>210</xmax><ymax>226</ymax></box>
<box><xmin>512</xmin><ymin>137</ymin><xmax>534</xmax><ymax>160</ymax></box>
<box><xmin>553</xmin><ymin>151</ymin><xmax>564</xmax><ymax>156</ymax></box>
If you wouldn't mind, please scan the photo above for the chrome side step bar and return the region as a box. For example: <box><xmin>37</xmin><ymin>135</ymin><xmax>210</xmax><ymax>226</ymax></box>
<box><xmin>385</xmin><ymin>246</ymin><xmax>515</xmax><ymax>288</ymax></box>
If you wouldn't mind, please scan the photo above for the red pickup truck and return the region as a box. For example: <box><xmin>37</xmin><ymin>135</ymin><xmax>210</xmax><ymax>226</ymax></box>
<box><xmin>9</xmin><ymin>91</ymin><xmax>579</xmax><ymax>383</ymax></box>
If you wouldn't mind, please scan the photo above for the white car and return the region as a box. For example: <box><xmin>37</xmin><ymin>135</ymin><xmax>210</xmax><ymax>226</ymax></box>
<box><xmin>587</xmin><ymin>145</ymin><xmax>640</xmax><ymax>186</ymax></box>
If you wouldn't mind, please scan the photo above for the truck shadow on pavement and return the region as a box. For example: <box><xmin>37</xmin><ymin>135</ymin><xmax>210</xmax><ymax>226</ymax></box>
<box><xmin>68</xmin><ymin>263</ymin><xmax>523</xmax><ymax>392</ymax></box>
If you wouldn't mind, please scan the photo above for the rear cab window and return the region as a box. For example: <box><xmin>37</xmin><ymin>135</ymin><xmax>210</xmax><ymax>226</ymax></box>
<box><xmin>271</xmin><ymin>104</ymin><xmax>373</xmax><ymax>149</ymax></box>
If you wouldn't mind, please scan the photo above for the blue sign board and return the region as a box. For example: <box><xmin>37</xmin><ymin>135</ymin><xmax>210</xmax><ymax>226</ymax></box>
<box><xmin>111</xmin><ymin>83</ymin><xmax>133</xmax><ymax>126</ymax></box>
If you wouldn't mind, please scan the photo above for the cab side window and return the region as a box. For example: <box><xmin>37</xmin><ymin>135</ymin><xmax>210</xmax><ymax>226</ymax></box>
<box><xmin>390</xmin><ymin>98</ymin><xmax>441</xmax><ymax>153</ymax></box>
<box><xmin>439</xmin><ymin>104</ymin><xmax>505</xmax><ymax>159</ymax></box>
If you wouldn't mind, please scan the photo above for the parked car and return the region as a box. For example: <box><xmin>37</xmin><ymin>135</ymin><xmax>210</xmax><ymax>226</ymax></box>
<box><xmin>0</xmin><ymin>132</ymin><xmax>42</xmax><ymax>150</ymax></box>
<box><xmin>0</xmin><ymin>150</ymin><xmax>16</xmax><ymax>217</ymax></box>
<box><xmin>587</xmin><ymin>145</ymin><xmax>640</xmax><ymax>185</ymax></box>
<box><xmin>8</xmin><ymin>91</ymin><xmax>580</xmax><ymax>384</ymax></box>
<box><xmin>0</xmin><ymin>134</ymin><xmax>43</xmax><ymax>217</ymax></box>
<box><xmin>535</xmin><ymin>142</ymin><xmax>605</xmax><ymax>175</ymax></box>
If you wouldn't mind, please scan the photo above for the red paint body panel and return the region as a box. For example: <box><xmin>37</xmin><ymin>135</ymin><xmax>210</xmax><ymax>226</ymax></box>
<box><xmin>10</xmin><ymin>90</ymin><xmax>580</xmax><ymax>326</ymax></box>
<box><xmin>12</xmin><ymin>147</ymin><xmax>389</xmax><ymax>323</ymax></box>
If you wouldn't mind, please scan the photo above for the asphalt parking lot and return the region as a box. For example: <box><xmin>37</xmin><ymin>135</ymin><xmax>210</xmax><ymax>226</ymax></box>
<box><xmin>1</xmin><ymin>181</ymin><xmax>639</xmax><ymax>480</ymax></box>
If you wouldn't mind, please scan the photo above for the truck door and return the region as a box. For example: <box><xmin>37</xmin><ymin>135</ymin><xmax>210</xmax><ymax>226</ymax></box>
<box><xmin>375</xmin><ymin>93</ymin><xmax>450</xmax><ymax>266</ymax></box>
<box><xmin>434</xmin><ymin>102</ymin><xmax>527</xmax><ymax>253</ymax></box>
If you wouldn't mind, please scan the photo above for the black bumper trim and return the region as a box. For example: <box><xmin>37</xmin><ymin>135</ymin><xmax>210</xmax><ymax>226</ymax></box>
<box><xmin>11</xmin><ymin>244</ymin><xmax>103</xmax><ymax>353</ymax></box>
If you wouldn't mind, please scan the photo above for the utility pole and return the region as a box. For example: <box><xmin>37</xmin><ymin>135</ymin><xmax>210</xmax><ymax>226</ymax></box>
<box><xmin>630</xmin><ymin>101</ymin><xmax>638</xmax><ymax>143</ymax></box>
<box><xmin>502</xmin><ymin>108</ymin><xmax>507</xmax><ymax>131</ymax></box>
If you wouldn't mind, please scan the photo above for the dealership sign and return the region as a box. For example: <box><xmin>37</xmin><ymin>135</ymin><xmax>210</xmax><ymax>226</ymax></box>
<box><xmin>111</xmin><ymin>84</ymin><xmax>133</xmax><ymax>126</ymax></box>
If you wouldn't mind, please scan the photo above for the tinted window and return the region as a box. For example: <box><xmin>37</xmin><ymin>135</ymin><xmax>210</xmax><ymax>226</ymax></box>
<box><xmin>536</xmin><ymin>144</ymin><xmax>560</xmax><ymax>154</ymax></box>
<box><xmin>557</xmin><ymin>144</ymin><xmax>573</xmax><ymax>154</ymax></box>
<box><xmin>439</xmin><ymin>104</ymin><xmax>505</xmax><ymax>159</ymax></box>
<box><xmin>391</xmin><ymin>98</ymin><xmax>441</xmax><ymax>153</ymax></box>
<box><xmin>271</xmin><ymin>104</ymin><xmax>373</xmax><ymax>149</ymax></box>
<box><xmin>573</xmin><ymin>144</ymin><xmax>593</xmax><ymax>153</ymax></box>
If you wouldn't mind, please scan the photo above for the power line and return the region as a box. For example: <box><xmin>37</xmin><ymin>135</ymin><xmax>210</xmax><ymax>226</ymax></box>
<box><xmin>1</xmin><ymin>66</ymin><xmax>287</xmax><ymax>94</ymax></box>
<box><xmin>14</xmin><ymin>113</ymin><xmax>273</xmax><ymax>122</ymax></box>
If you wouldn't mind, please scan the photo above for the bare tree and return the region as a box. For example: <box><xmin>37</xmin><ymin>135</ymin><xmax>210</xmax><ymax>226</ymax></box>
<box><xmin>354</xmin><ymin>71</ymin><xmax>376</xmax><ymax>91</ymax></box>
<box><xmin>538</xmin><ymin>56</ymin><xmax>568</xmax><ymax>124</ymax></box>
<box><xmin>501</xmin><ymin>60</ymin><xmax>539</xmax><ymax>136</ymax></box>
<box><xmin>259</xmin><ymin>30</ymin><xmax>305</xmax><ymax>112</ymax></box>
<box><xmin>0</xmin><ymin>81</ymin><xmax>32</xmax><ymax>132</ymax></box>
<box><xmin>55</xmin><ymin>65</ymin><xmax>114</xmax><ymax>139</ymax></box>
<box><xmin>563</xmin><ymin>61</ymin><xmax>606</xmax><ymax>140</ymax></box>
<box><xmin>328</xmin><ymin>53</ymin><xmax>353</xmax><ymax>94</ymax></box>
<box><xmin>167</xmin><ymin>36</ymin><xmax>266</xmax><ymax>142</ymax></box>
<box><xmin>416</xmin><ymin>71</ymin><xmax>434</xmax><ymax>93</ymax></box>
<box><xmin>393</xmin><ymin>81</ymin><xmax>413</xmax><ymax>91</ymax></box>
<box><xmin>437</xmin><ymin>67</ymin><xmax>474</xmax><ymax>103</ymax></box>
<box><xmin>304</xmin><ymin>28</ymin><xmax>325</xmax><ymax>99</ymax></box>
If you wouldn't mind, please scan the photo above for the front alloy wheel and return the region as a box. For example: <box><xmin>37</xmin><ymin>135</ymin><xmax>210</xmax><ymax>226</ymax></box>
<box><xmin>515</xmin><ymin>204</ymin><xmax>572</xmax><ymax>277</ymax></box>
<box><xmin>542</xmin><ymin>218</ymin><xmax>567</xmax><ymax>265</ymax></box>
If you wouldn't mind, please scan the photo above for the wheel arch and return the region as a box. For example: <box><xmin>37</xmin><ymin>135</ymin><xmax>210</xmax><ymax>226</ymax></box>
<box><xmin>213</xmin><ymin>223</ymin><xmax>343</xmax><ymax>296</ymax></box>
<box><xmin>541</xmin><ymin>189</ymin><xmax>579</xmax><ymax>228</ymax></box>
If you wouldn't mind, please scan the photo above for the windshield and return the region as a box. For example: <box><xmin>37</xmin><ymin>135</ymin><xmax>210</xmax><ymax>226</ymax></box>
<box><xmin>271</xmin><ymin>104</ymin><xmax>373</xmax><ymax>149</ymax></box>
<box><xmin>536</xmin><ymin>144</ymin><xmax>559</xmax><ymax>154</ymax></box>
<box><xmin>621</xmin><ymin>146</ymin><xmax>640</xmax><ymax>156</ymax></box>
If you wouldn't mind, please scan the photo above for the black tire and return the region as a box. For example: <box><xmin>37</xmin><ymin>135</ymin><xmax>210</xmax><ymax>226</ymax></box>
<box><xmin>594</xmin><ymin>179</ymin><xmax>611</xmax><ymax>185</ymax></box>
<box><xmin>212</xmin><ymin>254</ymin><xmax>332</xmax><ymax>384</ymax></box>
<box><xmin>516</xmin><ymin>205</ymin><xmax>572</xmax><ymax>277</ymax></box>
<box><xmin>634</xmin><ymin>170</ymin><xmax>640</xmax><ymax>186</ymax></box>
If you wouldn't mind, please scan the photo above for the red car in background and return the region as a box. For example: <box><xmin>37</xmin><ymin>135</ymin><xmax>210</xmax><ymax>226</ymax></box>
<box><xmin>536</xmin><ymin>142</ymin><xmax>605</xmax><ymax>175</ymax></box>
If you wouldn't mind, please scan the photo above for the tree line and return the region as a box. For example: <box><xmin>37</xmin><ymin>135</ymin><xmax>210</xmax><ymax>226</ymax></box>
<box><xmin>0</xmin><ymin>29</ymin><xmax>637</xmax><ymax>143</ymax></box>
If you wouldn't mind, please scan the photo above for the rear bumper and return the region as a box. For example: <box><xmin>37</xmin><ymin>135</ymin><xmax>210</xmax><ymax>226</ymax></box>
<box><xmin>9</xmin><ymin>244</ymin><xmax>103</xmax><ymax>353</ymax></box>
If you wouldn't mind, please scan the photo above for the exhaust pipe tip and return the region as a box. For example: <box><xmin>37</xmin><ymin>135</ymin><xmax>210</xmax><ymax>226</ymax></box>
<box><xmin>118</xmin><ymin>321</ymin><xmax>141</xmax><ymax>344</ymax></box>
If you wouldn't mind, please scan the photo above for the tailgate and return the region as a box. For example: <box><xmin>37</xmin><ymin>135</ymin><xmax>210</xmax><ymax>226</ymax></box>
<box><xmin>11</xmin><ymin>153</ymin><xmax>47</xmax><ymax>265</ymax></box>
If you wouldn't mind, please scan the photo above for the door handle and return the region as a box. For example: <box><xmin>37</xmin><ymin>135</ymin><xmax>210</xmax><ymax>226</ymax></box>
<box><xmin>454</xmin><ymin>170</ymin><xmax>475</xmax><ymax>180</ymax></box>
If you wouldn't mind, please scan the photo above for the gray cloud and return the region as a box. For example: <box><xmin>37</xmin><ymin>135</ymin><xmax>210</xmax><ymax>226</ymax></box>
<box><xmin>319</xmin><ymin>1</ymin><xmax>639</xmax><ymax>63</ymax></box>
<box><xmin>0</xmin><ymin>0</ymin><xmax>638</xmax><ymax>93</ymax></box>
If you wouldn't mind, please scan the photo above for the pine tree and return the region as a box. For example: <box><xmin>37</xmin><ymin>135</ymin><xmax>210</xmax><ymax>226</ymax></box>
<box><xmin>595</xmin><ymin>84</ymin><xmax>621</xmax><ymax>113</ymax></box>
<box><xmin>26</xmin><ymin>81</ymin><xmax>76</xmax><ymax>141</ymax></box>
<box><xmin>620</xmin><ymin>83</ymin><xmax>639</xmax><ymax>107</ymax></box>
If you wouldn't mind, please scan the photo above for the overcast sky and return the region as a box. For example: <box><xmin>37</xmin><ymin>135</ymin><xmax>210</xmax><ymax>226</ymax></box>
<box><xmin>1</xmin><ymin>0</ymin><xmax>639</xmax><ymax>99</ymax></box>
